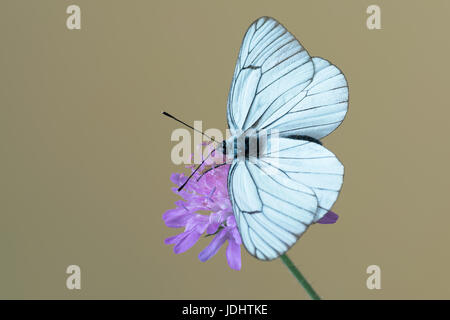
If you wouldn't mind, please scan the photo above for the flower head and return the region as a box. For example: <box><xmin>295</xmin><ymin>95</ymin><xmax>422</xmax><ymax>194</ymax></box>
<box><xmin>163</xmin><ymin>148</ymin><xmax>242</xmax><ymax>269</ymax></box>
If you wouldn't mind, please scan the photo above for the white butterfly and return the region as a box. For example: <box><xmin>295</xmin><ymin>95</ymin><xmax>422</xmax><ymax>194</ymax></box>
<box><xmin>222</xmin><ymin>16</ymin><xmax>348</xmax><ymax>260</ymax></box>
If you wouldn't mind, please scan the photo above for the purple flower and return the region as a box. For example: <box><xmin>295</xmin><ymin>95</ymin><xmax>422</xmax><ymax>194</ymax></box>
<box><xmin>163</xmin><ymin>148</ymin><xmax>338</xmax><ymax>270</ymax></box>
<box><xmin>163</xmin><ymin>157</ymin><xmax>242</xmax><ymax>270</ymax></box>
<box><xmin>317</xmin><ymin>210</ymin><xmax>339</xmax><ymax>224</ymax></box>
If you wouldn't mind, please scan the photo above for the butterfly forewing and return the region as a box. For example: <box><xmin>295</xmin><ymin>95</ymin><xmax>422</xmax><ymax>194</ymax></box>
<box><xmin>227</xmin><ymin>16</ymin><xmax>314</xmax><ymax>134</ymax></box>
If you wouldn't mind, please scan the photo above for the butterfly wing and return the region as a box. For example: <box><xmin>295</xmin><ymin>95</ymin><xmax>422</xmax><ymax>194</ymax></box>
<box><xmin>228</xmin><ymin>159</ymin><xmax>318</xmax><ymax>260</ymax></box>
<box><xmin>228</xmin><ymin>136</ymin><xmax>343</xmax><ymax>260</ymax></box>
<box><xmin>227</xmin><ymin>17</ymin><xmax>348</xmax><ymax>139</ymax></box>
<box><xmin>259</xmin><ymin>137</ymin><xmax>344</xmax><ymax>222</ymax></box>
<box><xmin>259</xmin><ymin>57</ymin><xmax>348</xmax><ymax>139</ymax></box>
<box><xmin>226</xmin><ymin>16</ymin><xmax>314</xmax><ymax>134</ymax></box>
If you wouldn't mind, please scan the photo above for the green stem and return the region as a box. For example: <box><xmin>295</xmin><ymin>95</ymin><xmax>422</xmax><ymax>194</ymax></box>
<box><xmin>280</xmin><ymin>254</ymin><xmax>321</xmax><ymax>300</ymax></box>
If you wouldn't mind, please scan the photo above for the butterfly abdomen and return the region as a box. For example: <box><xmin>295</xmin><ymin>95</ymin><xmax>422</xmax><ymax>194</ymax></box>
<box><xmin>221</xmin><ymin>132</ymin><xmax>322</xmax><ymax>163</ymax></box>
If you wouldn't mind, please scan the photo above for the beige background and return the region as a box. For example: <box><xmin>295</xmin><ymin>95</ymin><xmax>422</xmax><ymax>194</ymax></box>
<box><xmin>1</xmin><ymin>0</ymin><xmax>449</xmax><ymax>299</ymax></box>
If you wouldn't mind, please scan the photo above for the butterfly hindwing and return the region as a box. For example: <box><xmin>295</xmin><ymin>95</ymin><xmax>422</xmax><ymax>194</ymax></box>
<box><xmin>260</xmin><ymin>57</ymin><xmax>348</xmax><ymax>139</ymax></box>
<box><xmin>228</xmin><ymin>160</ymin><xmax>318</xmax><ymax>260</ymax></box>
<box><xmin>260</xmin><ymin>137</ymin><xmax>344</xmax><ymax>221</ymax></box>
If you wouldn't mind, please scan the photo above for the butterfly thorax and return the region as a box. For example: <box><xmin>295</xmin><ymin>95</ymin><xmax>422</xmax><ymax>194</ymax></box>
<box><xmin>221</xmin><ymin>131</ymin><xmax>269</xmax><ymax>162</ymax></box>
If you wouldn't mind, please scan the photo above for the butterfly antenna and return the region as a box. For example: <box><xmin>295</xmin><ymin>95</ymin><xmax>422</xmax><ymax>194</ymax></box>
<box><xmin>162</xmin><ymin>111</ymin><xmax>217</xmax><ymax>143</ymax></box>
<box><xmin>162</xmin><ymin>111</ymin><xmax>221</xmax><ymax>192</ymax></box>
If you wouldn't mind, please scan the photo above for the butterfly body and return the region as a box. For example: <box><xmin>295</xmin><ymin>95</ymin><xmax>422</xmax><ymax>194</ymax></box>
<box><xmin>221</xmin><ymin>131</ymin><xmax>267</xmax><ymax>161</ymax></box>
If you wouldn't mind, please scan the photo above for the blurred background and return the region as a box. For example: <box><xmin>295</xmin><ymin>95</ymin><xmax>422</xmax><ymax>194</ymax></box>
<box><xmin>1</xmin><ymin>0</ymin><xmax>450</xmax><ymax>299</ymax></box>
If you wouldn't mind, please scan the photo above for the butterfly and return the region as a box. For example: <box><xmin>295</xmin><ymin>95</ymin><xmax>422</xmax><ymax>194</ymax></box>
<box><xmin>220</xmin><ymin>16</ymin><xmax>348</xmax><ymax>260</ymax></box>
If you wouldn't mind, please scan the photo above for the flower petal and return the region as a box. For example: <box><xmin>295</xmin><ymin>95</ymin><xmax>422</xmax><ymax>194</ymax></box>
<box><xmin>173</xmin><ymin>229</ymin><xmax>203</xmax><ymax>254</ymax></box>
<box><xmin>206</xmin><ymin>211</ymin><xmax>223</xmax><ymax>234</ymax></box>
<box><xmin>317</xmin><ymin>210</ymin><xmax>339</xmax><ymax>224</ymax></box>
<box><xmin>229</xmin><ymin>227</ymin><xmax>242</xmax><ymax>245</ymax></box>
<box><xmin>198</xmin><ymin>229</ymin><xmax>227</xmax><ymax>262</ymax></box>
<box><xmin>164</xmin><ymin>232</ymin><xmax>188</xmax><ymax>245</ymax></box>
<box><xmin>170</xmin><ymin>173</ymin><xmax>186</xmax><ymax>186</ymax></box>
<box><xmin>162</xmin><ymin>208</ymin><xmax>191</xmax><ymax>228</ymax></box>
<box><xmin>185</xmin><ymin>215</ymin><xmax>209</xmax><ymax>232</ymax></box>
<box><xmin>226</xmin><ymin>238</ymin><xmax>241</xmax><ymax>270</ymax></box>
